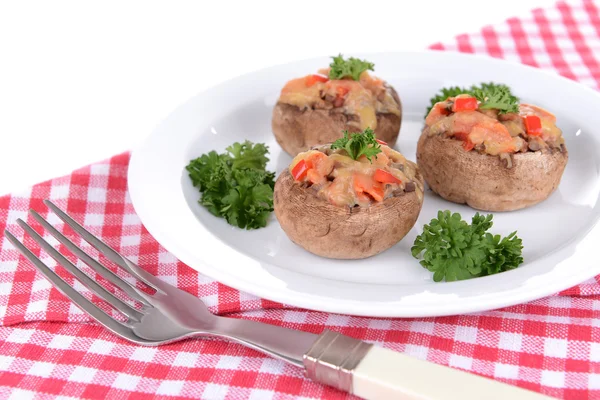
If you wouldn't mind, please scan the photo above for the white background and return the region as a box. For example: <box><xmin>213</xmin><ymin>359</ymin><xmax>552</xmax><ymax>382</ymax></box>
<box><xmin>0</xmin><ymin>0</ymin><xmax>551</xmax><ymax>196</ymax></box>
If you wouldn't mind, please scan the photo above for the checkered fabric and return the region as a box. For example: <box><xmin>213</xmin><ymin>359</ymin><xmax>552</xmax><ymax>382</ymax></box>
<box><xmin>2</xmin><ymin>1</ymin><xmax>600</xmax><ymax>398</ymax></box>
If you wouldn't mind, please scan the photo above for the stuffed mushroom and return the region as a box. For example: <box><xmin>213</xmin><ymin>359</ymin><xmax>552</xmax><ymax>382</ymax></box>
<box><xmin>274</xmin><ymin>131</ymin><xmax>423</xmax><ymax>259</ymax></box>
<box><xmin>272</xmin><ymin>55</ymin><xmax>402</xmax><ymax>156</ymax></box>
<box><xmin>417</xmin><ymin>86</ymin><xmax>568</xmax><ymax>212</ymax></box>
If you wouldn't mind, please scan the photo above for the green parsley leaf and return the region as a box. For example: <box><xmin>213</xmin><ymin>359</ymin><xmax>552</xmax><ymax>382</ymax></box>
<box><xmin>471</xmin><ymin>83</ymin><xmax>520</xmax><ymax>114</ymax></box>
<box><xmin>481</xmin><ymin>231</ymin><xmax>524</xmax><ymax>275</ymax></box>
<box><xmin>425</xmin><ymin>82</ymin><xmax>520</xmax><ymax>117</ymax></box>
<box><xmin>329</xmin><ymin>54</ymin><xmax>375</xmax><ymax>81</ymax></box>
<box><xmin>411</xmin><ymin>211</ymin><xmax>524</xmax><ymax>282</ymax></box>
<box><xmin>227</xmin><ymin>141</ymin><xmax>270</xmax><ymax>171</ymax></box>
<box><xmin>330</xmin><ymin>127</ymin><xmax>382</xmax><ymax>162</ymax></box>
<box><xmin>186</xmin><ymin>141</ymin><xmax>275</xmax><ymax>230</ymax></box>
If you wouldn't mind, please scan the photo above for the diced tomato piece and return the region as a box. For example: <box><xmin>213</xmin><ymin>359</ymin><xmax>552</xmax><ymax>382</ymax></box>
<box><xmin>462</xmin><ymin>140</ymin><xmax>475</xmax><ymax>151</ymax></box>
<box><xmin>307</xmin><ymin>152</ymin><xmax>326</xmax><ymax>165</ymax></box>
<box><xmin>291</xmin><ymin>159</ymin><xmax>308</xmax><ymax>180</ymax></box>
<box><xmin>336</xmin><ymin>86</ymin><xmax>349</xmax><ymax>97</ymax></box>
<box><xmin>524</xmin><ymin>115</ymin><xmax>542</xmax><ymax>136</ymax></box>
<box><xmin>452</xmin><ymin>131</ymin><xmax>475</xmax><ymax>151</ymax></box>
<box><xmin>307</xmin><ymin>169</ymin><xmax>324</xmax><ymax>184</ymax></box>
<box><xmin>375</xmin><ymin>139</ymin><xmax>388</xmax><ymax>145</ymax></box>
<box><xmin>453</xmin><ymin>132</ymin><xmax>470</xmax><ymax>141</ymax></box>
<box><xmin>425</xmin><ymin>103</ymin><xmax>450</xmax><ymax>126</ymax></box>
<box><xmin>452</xmin><ymin>97</ymin><xmax>478</xmax><ymax>112</ymax></box>
<box><xmin>365</xmin><ymin>184</ymin><xmax>384</xmax><ymax>202</ymax></box>
<box><xmin>353</xmin><ymin>174</ymin><xmax>384</xmax><ymax>202</ymax></box>
<box><xmin>373</xmin><ymin>169</ymin><xmax>401</xmax><ymax>184</ymax></box>
<box><xmin>305</xmin><ymin>74</ymin><xmax>329</xmax><ymax>87</ymax></box>
<box><xmin>437</xmin><ymin>103</ymin><xmax>450</xmax><ymax>116</ymax></box>
<box><xmin>519</xmin><ymin>104</ymin><xmax>556</xmax><ymax>122</ymax></box>
<box><xmin>306</xmin><ymin>152</ymin><xmax>333</xmax><ymax>176</ymax></box>
<box><xmin>331</xmin><ymin>86</ymin><xmax>350</xmax><ymax>107</ymax></box>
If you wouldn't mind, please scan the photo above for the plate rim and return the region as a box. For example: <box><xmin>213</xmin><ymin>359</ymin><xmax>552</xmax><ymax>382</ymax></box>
<box><xmin>128</xmin><ymin>49</ymin><xmax>600</xmax><ymax>317</ymax></box>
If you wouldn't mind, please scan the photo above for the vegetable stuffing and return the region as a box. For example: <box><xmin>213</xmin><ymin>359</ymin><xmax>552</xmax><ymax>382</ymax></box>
<box><xmin>186</xmin><ymin>141</ymin><xmax>275</xmax><ymax>230</ymax></box>
<box><xmin>411</xmin><ymin>211</ymin><xmax>524</xmax><ymax>282</ymax></box>
<box><xmin>425</xmin><ymin>82</ymin><xmax>519</xmax><ymax>116</ymax></box>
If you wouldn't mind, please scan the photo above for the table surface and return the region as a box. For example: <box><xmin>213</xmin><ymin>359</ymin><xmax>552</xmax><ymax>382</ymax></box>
<box><xmin>0</xmin><ymin>0</ymin><xmax>551</xmax><ymax>196</ymax></box>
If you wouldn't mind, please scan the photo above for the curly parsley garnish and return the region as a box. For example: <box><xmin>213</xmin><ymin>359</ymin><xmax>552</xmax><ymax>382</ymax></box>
<box><xmin>329</xmin><ymin>54</ymin><xmax>375</xmax><ymax>81</ymax></box>
<box><xmin>425</xmin><ymin>82</ymin><xmax>520</xmax><ymax>117</ymax></box>
<box><xmin>186</xmin><ymin>141</ymin><xmax>275</xmax><ymax>230</ymax></box>
<box><xmin>331</xmin><ymin>128</ymin><xmax>382</xmax><ymax>162</ymax></box>
<box><xmin>411</xmin><ymin>211</ymin><xmax>524</xmax><ymax>282</ymax></box>
<box><xmin>471</xmin><ymin>83</ymin><xmax>520</xmax><ymax>114</ymax></box>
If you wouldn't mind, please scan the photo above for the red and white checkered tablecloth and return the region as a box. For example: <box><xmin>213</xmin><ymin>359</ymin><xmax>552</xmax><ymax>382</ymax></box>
<box><xmin>2</xmin><ymin>1</ymin><xmax>600</xmax><ymax>399</ymax></box>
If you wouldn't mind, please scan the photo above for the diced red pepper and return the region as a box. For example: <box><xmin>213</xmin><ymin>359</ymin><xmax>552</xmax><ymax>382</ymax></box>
<box><xmin>524</xmin><ymin>115</ymin><xmax>542</xmax><ymax>136</ymax></box>
<box><xmin>331</xmin><ymin>85</ymin><xmax>350</xmax><ymax>107</ymax></box>
<box><xmin>453</xmin><ymin>132</ymin><xmax>469</xmax><ymax>141</ymax></box>
<box><xmin>306</xmin><ymin>151</ymin><xmax>335</xmax><ymax>176</ymax></box>
<box><xmin>462</xmin><ymin>140</ymin><xmax>475</xmax><ymax>151</ymax></box>
<box><xmin>336</xmin><ymin>86</ymin><xmax>349</xmax><ymax>97</ymax></box>
<box><xmin>437</xmin><ymin>103</ymin><xmax>450</xmax><ymax>116</ymax></box>
<box><xmin>353</xmin><ymin>174</ymin><xmax>385</xmax><ymax>202</ymax></box>
<box><xmin>452</xmin><ymin>97</ymin><xmax>478</xmax><ymax>112</ymax></box>
<box><xmin>453</xmin><ymin>132</ymin><xmax>475</xmax><ymax>151</ymax></box>
<box><xmin>375</xmin><ymin>139</ymin><xmax>388</xmax><ymax>145</ymax></box>
<box><xmin>373</xmin><ymin>169</ymin><xmax>401</xmax><ymax>184</ymax></box>
<box><xmin>305</xmin><ymin>74</ymin><xmax>329</xmax><ymax>87</ymax></box>
<box><xmin>291</xmin><ymin>159</ymin><xmax>309</xmax><ymax>181</ymax></box>
<box><xmin>366</xmin><ymin>185</ymin><xmax>384</xmax><ymax>202</ymax></box>
<box><xmin>306</xmin><ymin>151</ymin><xmax>326</xmax><ymax>166</ymax></box>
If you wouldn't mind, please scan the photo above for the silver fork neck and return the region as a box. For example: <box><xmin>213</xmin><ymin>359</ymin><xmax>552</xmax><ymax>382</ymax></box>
<box><xmin>205</xmin><ymin>316</ymin><xmax>319</xmax><ymax>367</ymax></box>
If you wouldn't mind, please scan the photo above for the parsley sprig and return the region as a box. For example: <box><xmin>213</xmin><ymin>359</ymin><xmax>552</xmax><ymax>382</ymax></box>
<box><xmin>411</xmin><ymin>211</ymin><xmax>524</xmax><ymax>282</ymax></box>
<box><xmin>425</xmin><ymin>82</ymin><xmax>520</xmax><ymax>117</ymax></box>
<box><xmin>186</xmin><ymin>141</ymin><xmax>275</xmax><ymax>230</ymax></box>
<box><xmin>331</xmin><ymin>128</ymin><xmax>382</xmax><ymax>162</ymax></box>
<box><xmin>329</xmin><ymin>54</ymin><xmax>375</xmax><ymax>81</ymax></box>
<box><xmin>471</xmin><ymin>83</ymin><xmax>520</xmax><ymax>114</ymax></box>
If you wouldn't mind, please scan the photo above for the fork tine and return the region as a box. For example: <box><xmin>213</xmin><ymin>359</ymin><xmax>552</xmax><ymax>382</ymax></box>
<box><xmin>30</xmin><ymin>210</ymin><xmax>151</xmax><ymax>306</ymax></box>
<box><xmin>44</xmin><ymin>200</ymin><xmax>159</xmax><ymax>289</ymax></box>
<box><xmin>4</xmin><ymin>229</ymin><xmax>140</xmax><ymax>341</ymax></box>
<box><xmin>16</xmin><ymin>219</ymin><xmax>144</xmax><ymax>321</ymax></box>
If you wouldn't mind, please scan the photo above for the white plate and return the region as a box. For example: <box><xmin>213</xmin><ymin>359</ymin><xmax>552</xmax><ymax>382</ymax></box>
<box><xmin>128</xmin><ymin>51</ymin><xmax>600</xmax><ymax>317</ymax></box>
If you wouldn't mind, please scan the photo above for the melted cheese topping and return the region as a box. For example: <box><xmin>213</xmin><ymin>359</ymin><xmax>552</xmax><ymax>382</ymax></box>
<box><xmin>278</xmin><ymin>72</ymin><xmax>400</xmax><ymax>131</ymax></box>
<box><xmin>289</xmin><ymin>146</ymin><xmax>422</xmax><ymax>207</ymax></box>
<box><xmin>425</xmin><ymin>101</ymin><xmax>564</xmax><ymax>155</ymax></box>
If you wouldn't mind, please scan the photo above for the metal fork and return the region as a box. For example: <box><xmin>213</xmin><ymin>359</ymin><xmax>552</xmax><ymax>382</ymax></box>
<box><xmin>4</xmin><ymin>201</ymin><xmax>550</xmax><ymax>400</ymax></box>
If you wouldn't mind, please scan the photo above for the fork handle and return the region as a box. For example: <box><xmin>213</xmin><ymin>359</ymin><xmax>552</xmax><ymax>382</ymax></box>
<box><xmin>350</xmin><ymin>346</ymin><xmax>551</xmax><ymax>399</ymax></box>
<box><xmin>303</xmin><ymin>330</ymin><xmax>551</xmax><ymax>400</ymax></box>
<box><xmin>215</xmin><ymin>320</ymin><xmax>551</xmax><ymax>399</ymax></box>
